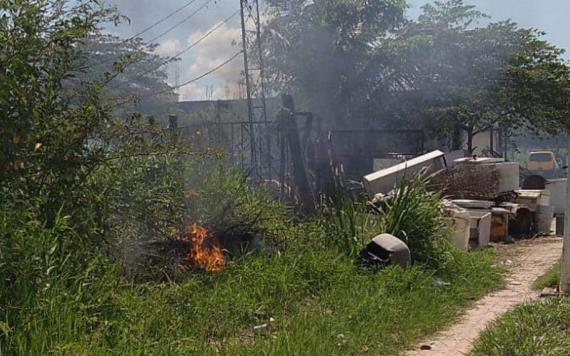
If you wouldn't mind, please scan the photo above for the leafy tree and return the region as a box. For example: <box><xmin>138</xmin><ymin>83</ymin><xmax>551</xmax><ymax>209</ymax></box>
<box><xmin>261</xmin><ymin>0</ymin><xmax>407</xmax><ymax>128</ymax></box>
<box><xmin>79</xmin><ymin>34</ymin><xmax>177</xmax><ymax>118</ymax></box>
<box><xmin>0</xmin><ymin>0</ymin><xmax>118</xmax><ymax>226</ymax></box>
<box><xmin>0</xmin><ymin>0</ymin><xmax>180</xmax><ymax>233</ymax></box>
<box><xmin>384</xmin><ymin>0</ymin><xmax>570</xmax><ymax>152</ymax></box>
<box><xmin>262</xmin><ymin>0</ymin><xmax>570</xmax><ymax>152</ymax></box>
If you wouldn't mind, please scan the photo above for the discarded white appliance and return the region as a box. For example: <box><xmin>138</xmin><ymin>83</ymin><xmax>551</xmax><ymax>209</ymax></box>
<box><xmin>546</xmin><ymin>178</ymin><xmax>567</xmax><ymax>215</ymax></box>
<box><xmin>363</xmin><ymin>150</ymin><xmax>446</xmax><ymax>196</ymax></box>
<box><xmin>466</xmin><ymin>209</ymin><xmax>492</xmax><ymax>248</ymax></box>
<box><xmin>442</xmin><ymin>200</ymin><xmax>471</xmax><ymax>251</ymax></box>
<box><xmin>515</xmin><ymin>189</ymin><xmax>551</xmax><ymax>212</ymax></box>
<box><xmin>451</xmin><ymin>200</ymin><xmax>492</xmax><ymax>248</ymax></box>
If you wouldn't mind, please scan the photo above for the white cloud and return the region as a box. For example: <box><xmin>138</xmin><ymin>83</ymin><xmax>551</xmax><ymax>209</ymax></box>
<box><xmin>175</xmin><ymin>21</ymin><xmax>243</xmax><ymax>100</ymax></box>
<box><xmin>155</xmin><ymin>39</ymin><xmax>182</xmax><ymax>56</ymax></box>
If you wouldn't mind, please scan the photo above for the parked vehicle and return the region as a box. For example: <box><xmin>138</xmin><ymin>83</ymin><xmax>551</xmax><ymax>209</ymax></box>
<box><xmin>527</xmin><ymin>150</ymin><xmax>565</xmax><ymax>179</ymax></box>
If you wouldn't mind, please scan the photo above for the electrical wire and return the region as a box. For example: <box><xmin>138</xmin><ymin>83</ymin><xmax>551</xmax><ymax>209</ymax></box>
<box><xmin>142</xmin><ymin>51</ymin><xmax>243</xmax><ymax>98</ymax></box>
<box><xmin>170</xmin><ymin>9</ymin><xmax>240</xmax><ymax>60</ymax></box>
<box><xmin>126</xmin><ymin>0</ymin><xmax>199</xmax><ymax>41</ymax></box>
<box><xmin>98</xmin><ymin>0</ymin><xmax>203</xmax><ymax>66</ymax></box>
<box><xmin>146</xmin><ymin>0</ymin><xmax>215</xmax><ymax>45</ymax></box>
<box><xmin>114</xmin><ymin>9</ymin><xmax>240</xmax><ymax>88</ymax></box>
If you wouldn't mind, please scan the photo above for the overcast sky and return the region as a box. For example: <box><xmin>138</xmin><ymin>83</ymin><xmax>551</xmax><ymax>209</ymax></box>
<box><xmin>103</xmin><ymin>0</ymin><xmax>570</xmax><ymax>101</ymax></box>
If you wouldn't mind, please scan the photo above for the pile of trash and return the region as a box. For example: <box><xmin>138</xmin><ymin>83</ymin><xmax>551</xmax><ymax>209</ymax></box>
<box><xmin>359</xmin><ymin>151</ymin><xmax>562</xmax><ymax>266</ymax></box>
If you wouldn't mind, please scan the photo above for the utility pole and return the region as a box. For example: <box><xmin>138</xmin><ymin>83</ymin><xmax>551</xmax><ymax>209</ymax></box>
<box><xmin>239</xmin><ymin>0</ymin><xmax>257</xmax><ymax>173</ymax></box>
<box><xmin>239</xmin><ymin>0</ymin><xmax>270</xmax><ymax>179</ymax></box>
<box><xmin>560</xmin><ymin>137</ymin><xmax>570</xmax><ymax>294</ymax></box>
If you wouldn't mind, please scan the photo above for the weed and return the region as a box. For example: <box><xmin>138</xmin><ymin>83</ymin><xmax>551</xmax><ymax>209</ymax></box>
<box><xmin>472</xmin><ymin>297</ymin><xmax>570</xmax><ymax>356</ymax></box>
<box><xmin>533</xmin><ymin>262</ymin><xmax>561</xmax><ymax>291</ymax></box>
<box><xmin>323</xmin><ymin>193</ymin><xmax>382</xmax><ymax>258</ymax></box>
<box><xmin>1</xmin><ymin>234</ymin><xmax>501</xmax><ymax>355</ymax></box>
<box><xmin>376</xmin><ymin>174</ymin><xmax>454</xmax><ymax>269</ymax></box>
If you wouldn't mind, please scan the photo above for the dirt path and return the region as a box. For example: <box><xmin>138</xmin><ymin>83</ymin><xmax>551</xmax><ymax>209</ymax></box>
<box><xmin>406</xmin><ymin>237</ymin><xmax>563</xmax><ymax>356</ymax></box>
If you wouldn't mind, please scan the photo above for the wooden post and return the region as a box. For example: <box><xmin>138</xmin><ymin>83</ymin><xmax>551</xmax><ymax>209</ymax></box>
<box><xmin>280</xmin><ymin>94</ymin><xmax>315</xmax><ymax>214</ymax></box>
<box><xmin>560</xmin><ymin>137</ymin><xmax>570</xmax><ymax>294</ymax></box>
<box><xmin>168</xmin><ymin>115</ymin><xmax>178</xmax><ymax>130</ymax></box>
<box><xmin>168</xmin><ymin>114</ymin><xmax>179</xmax><ymax>143</ymax></box>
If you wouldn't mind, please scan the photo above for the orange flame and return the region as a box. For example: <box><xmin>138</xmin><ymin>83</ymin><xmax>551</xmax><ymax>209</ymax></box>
<box><xmin>181</xmin><ymin>223</ymin><xmax>225</xmax><ymax>273</ymax></box>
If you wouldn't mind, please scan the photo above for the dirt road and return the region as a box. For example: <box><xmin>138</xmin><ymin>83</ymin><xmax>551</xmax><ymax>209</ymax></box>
<box><xmin>406</xmin><ymin>237</ymin><xmax>563</xmax><ymax>356</ymax></box>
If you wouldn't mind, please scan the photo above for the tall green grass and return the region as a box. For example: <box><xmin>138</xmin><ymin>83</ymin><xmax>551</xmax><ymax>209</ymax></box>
<box><xmin>324</xmin><ymin>194</ymin><xmax>382</xmax><ymax>258</ymax></box>
<box><xmin>377</xmin><ymin>174</ymin><xmax>453</xmax><ymax>269</ymax></box>
<box><xmin>1</xmin><ymin>168</ymin><xmax>503</xmax><ymax>355</ymax></box>
<box><xmin>325</xmin><ymin>175</ymin><xmax>455</xmax><ymax>269</ymax></box>
<box><xmin>471</xmin><ymin>297</ymin><xmax>570</xmax><ymax>356</ymax></box>
<box><xmin>1</xmin><ymin>224</ymin><xmax>501</xmax><ymax>355</ymax></box>
<box><xmin>533</xmin><ymin>263</ymin><xmax>561</xmax><ymax>291</ymax></box>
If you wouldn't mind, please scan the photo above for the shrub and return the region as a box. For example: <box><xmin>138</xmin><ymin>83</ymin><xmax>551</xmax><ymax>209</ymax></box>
<box><xmin>377</xmin><ymin>174</ymin><xmax>454</xmax><ymax>269</ymax></box>
<box><xmin>0</xmin><ymin>194</ymin><xmax>118</xmax><ymax>353</ymax></box>
<box><xmin>324</xmin><ymin>175</ymin><xmax>455</xmax><ymax>269</ymax></box>
<box><xmin>323</xmin><ymin>193</ymin><xmax>382</xmax><ymax>258</ymax></box>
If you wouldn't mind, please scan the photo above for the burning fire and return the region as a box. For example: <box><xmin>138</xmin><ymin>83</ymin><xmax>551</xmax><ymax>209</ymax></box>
<box><xmin>180</xmin><ymin>223</ymin><xmax>225</xmax><ymax>273</ymax></box>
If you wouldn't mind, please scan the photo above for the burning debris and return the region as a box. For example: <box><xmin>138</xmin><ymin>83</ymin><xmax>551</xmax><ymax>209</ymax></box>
<box><xmin>179</xmin><ymin>224</ymin><xmax>226</xmax><ymax>273</ymax></box>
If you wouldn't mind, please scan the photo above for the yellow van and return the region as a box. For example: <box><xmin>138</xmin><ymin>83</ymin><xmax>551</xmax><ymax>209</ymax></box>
<box><xmin>528</xmin><ymin>151</ymin><xmax>559</xmax><ymax>171</ymax></box>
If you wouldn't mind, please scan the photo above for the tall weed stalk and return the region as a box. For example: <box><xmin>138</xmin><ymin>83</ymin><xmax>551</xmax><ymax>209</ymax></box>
<box><xmin>378</xmin><ymin>174</ymin><xmax>454</xmax><ymax>269</ymax></box>
<box><xmin>324</xmin><ymin>193</ymin><xmax>382</xmax><ymax>258</ymax></box>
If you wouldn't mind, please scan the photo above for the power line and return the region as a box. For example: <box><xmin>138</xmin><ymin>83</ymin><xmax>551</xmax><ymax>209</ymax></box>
<box><xmin>146</xmin><ymin>0</ymin><xmax>215</xmax><ymax>45</ymax></box>
<box><xmin>115</xmin><ymin>10</ymin><xmax>240</xmax><ymax>88</ymax></box>
<box><xmin>127</xmin><ymin>0</ymin><xmax>199</xmax><ymax>41</ymax></box>
<box><xmin>171</xmin><ymin>10</ymin><xmax>240</xmax><ymax>60</ymax></box>
<box><xmin>98</xmin><ymin>0</ymin><xmax>203</xmax><ymax>66</ymax></box>
<box><xmin>143</xmin><ymin>51</ymin><xmax>243</xmax><ymax>99</ymax></box>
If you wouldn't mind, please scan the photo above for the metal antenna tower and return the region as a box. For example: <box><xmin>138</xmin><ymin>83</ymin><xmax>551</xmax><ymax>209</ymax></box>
<box><xmin>239</xmin><ymin>0</ymin><xmax>270</xmax><ymax>178</ymax></box>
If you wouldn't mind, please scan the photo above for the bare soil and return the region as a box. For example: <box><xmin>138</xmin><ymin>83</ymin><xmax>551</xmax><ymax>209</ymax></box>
<box><xmin>406</xmin><ymin>236</ymin><xmax>563</xmax><ymax>356</ymax></box>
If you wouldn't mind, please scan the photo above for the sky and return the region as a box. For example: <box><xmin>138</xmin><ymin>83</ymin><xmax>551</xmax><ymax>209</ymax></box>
<box><xmin>103</xmin><ymin>0</ymin><xmax>570</xmax><ymax>101</ymax></box>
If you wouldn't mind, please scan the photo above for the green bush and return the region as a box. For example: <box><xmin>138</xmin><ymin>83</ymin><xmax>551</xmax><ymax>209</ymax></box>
<box><xmin>323</xmin><ymin>194</ymin><xmax>383</xmax><ymax>258</ymax></box>
<box><xmin>184</xmin><ymin>164</ymin><xmax>289</xmax><ymax>243</ymax></box>
<box><xmin>324</xmin><ymin>175</ymin><xmax>455</xmax><ymax>269</ymax></box>
<box><xmin>378</xmin><ymin>174</ymin><xmax>454</xmax><ymax>269</ymax></box>
<box><xmin>0</xmin><ymin>195</ymin><xmax>119</xmax><ymax>354</ymax></box>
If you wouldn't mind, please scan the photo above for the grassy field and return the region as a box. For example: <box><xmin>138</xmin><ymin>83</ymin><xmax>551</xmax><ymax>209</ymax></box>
<box><xmin>472</xmin><ymin>262</ymin><xmax>570</xmax><ymax>356</ymax></box>
<box><xmin>1</xmin><ymin>167</ymin><xmax>505</xmax><ymax>355</ymax></box>
<box><xmin>1</xmin><ymin>219</ymin><xmax>502</xmax><ymax>355</ymax></box>
<box><xmin>471</xmin><ymin>297</ymin><xmax>570</xmax><ymax>356</ymax></box>
<box><xmin>533</xmin><ymin>263</ymin><xmax>561</xmax><ymax>291</ymax></box>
